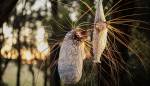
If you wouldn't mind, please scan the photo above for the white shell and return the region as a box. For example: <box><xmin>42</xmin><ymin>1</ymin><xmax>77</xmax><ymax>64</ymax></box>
<box><xmin>58</xmin><ymin>30</ymin><xmax>86</xmax><ymax>84</ymax></box>
<box><xmin>93</xmin><ymin>0</ymin><xmax>108</xmax><ymax>63</ymax></box>
<box><xmin>93</xmin><ymin>26</ymin><xmax>108</xmax><ymax>63</ymax></box>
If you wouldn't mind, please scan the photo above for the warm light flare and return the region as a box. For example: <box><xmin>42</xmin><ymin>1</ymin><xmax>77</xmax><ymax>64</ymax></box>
<box><xmin>0</xmin><ymin>23</ymin><xmax>50</xmax><ymax>64</ymax></box>
<box><xmin>21</xmin><ymin>48</ymin><xmax>33</xmax><ymax>61</ymax></box>
<box><xmin>1</xmin><ymin>48</ymin><xmax>18</xmax><ymax>59</ymax></box>
<box><xmin>35</xmin><ymin>27</ymin><xmax>45</xmax><ymax>41</ymax></box>
<box><xmin>3</xmin><ymin>23</ymin><xmax>13</xmax><ymax>38</ymax></box>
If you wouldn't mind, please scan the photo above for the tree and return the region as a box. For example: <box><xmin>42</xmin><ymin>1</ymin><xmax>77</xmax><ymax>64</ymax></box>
<box><xmin>0</xmin><ymin>0</ymin><xmax>18</xmax><ymax>85</ymax></box>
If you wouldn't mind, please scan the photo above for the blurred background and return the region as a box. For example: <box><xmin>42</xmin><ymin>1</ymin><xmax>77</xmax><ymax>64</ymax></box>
<box><xmin>0</xmin><ymin>0</ymin><xmax>150</xmax><ymax>86</ymax></box>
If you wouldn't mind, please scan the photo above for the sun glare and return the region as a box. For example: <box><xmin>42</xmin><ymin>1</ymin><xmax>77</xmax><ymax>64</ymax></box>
<box><xmin>0</xmin><ymin>22</ymin><xmax>50</xmax><ymax>63</ymax></box>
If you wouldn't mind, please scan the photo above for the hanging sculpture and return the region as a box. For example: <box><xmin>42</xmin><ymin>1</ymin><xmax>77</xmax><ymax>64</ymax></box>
<box><xmin>93</xmin><ymin>0</ymin><xmax>108</xmax><ymax>63</ymax></box>
<box><xmin>58</xmin><ymin>0</ymin><xmax>108</xmax><ymax>84</ymax></box>
<box><xmin>58</xmin><ymin>28</ymin><xmax>87</xmax><ymax>84</ymax></box>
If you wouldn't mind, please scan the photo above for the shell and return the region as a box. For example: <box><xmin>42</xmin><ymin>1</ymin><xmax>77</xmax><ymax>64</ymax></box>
<box><xmin>93</xmin><ymin>0</ymin><xmax>108</xmax><ymax>63</ymax></box>
<box><xmin>93</xmin><ymin>23</ymin><xmax>108</xmax><ymax>63</ymax></box>
<box><xmin>58</xmin><ymin>30</ymin><xmax>86</xmax><ymax>84</ymax></box>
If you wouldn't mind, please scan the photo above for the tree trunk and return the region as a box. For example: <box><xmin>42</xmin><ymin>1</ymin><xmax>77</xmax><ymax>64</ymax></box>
<box><xmin>0</xmin><ymin>28</ymin><xmax>4</xmax><ymax>86</ymax></box>
<box><xmin>16</xmin><ymin>42</ymin><xmax>21</xmax><ymax>86</ymax></box>
<box><xmin>44</xmin><ymin>60</ymin><xmax>48</xmax><ymax>86</ymax></box>
<box><xmin>49</xmin><ymin>0</ymin><xmax>58</xmax><ymax>19</ymax></box>
<box><xmin>0</xmin><ymin>59</ymin><xmax>4</xmax><ymax>86</ymax></box>
<box><xmin>0</xmin><ymin>1</ymin><xmax>18</xmax><ymax>85</ymax></box>
<box><xmin>16</xmin><ymin>23</ymin><xmax>22</xmax><ymax>86</ymax></box>
<box><xmin>49</xmin><ymin>44</ymin><xmax>61</xmax><ymax>86</ymax></box>
<box><xmin>0</xmin><ymin>0</ymin><xmax>18</xmax><ymax>27</ymax></box>
<box><xmin>29</xmin><ymin>65</ymin><xmax>35</xmax><ymax>86</ymax></box>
